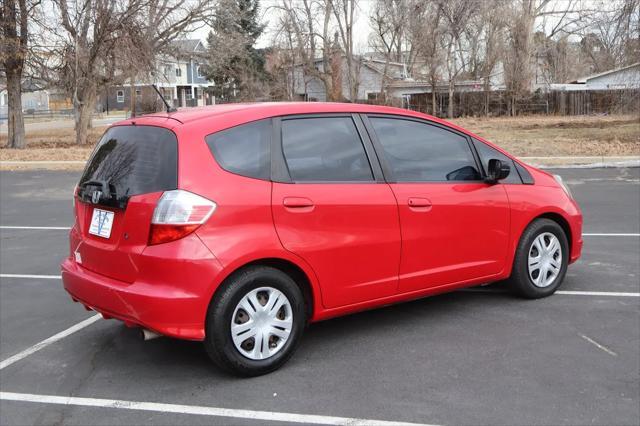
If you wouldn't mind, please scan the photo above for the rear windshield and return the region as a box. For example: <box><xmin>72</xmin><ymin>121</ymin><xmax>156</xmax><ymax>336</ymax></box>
<box><xmin>78</xmin><ymin>125</ymin><xmax>177</xmax><ymax>207</ymax></box>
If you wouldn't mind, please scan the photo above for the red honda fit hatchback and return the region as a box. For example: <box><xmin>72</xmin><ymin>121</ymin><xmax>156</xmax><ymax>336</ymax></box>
<box><xmin>61</xmin><ymin>102</ymin><xmax>583</xmax><ymax>376</ymax></box>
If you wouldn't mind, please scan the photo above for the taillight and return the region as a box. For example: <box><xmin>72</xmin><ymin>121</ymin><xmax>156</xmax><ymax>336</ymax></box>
<box><xmin>148</xmin><ymin>190</ymin><xmax>216</xmax><ymax>245</ymax></box>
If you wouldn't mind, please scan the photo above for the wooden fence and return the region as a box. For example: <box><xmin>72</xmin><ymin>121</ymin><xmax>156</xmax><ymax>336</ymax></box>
<box><xmin>391</xmin><ymin>89</ymin><xmax>640</xmax><ymax>118</ymax></box>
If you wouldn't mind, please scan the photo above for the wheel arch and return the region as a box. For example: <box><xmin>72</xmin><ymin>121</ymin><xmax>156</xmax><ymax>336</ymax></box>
<box><xmin>208</xmin><ymin>256</ymin><xmax>317</xmax><ymax>322</ymax></box>
<box><xmin>533</xmin><ymin>212</ymin><xmax>573</xmax><ymax>253</ymax></box>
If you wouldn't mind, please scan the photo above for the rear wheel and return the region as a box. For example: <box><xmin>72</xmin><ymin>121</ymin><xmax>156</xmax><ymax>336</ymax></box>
<box><xmin>204</xmin><ymin>266</ymin><xmax>306</xmax><ymax>376</ymax></box>
<box><xmin>509</xmin><ymin>218</ymin><xmax>569</xmax><ymax>298</ymax></box>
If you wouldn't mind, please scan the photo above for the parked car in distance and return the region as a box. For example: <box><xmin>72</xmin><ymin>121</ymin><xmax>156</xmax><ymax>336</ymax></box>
<box><xmin>61</xmin><ymin>102</ymin><xmax>583</xmax><ymax>376</ymax></box>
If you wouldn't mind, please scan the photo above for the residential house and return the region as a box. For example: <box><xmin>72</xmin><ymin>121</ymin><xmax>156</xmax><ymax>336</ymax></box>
<box><xmin>98</xmin><ymin>39</ymin><xmax>215</xmax><ymax>113</ymax></box>
<box><xmin>290</xmin><ymin>55</ymin><xmax>408</xmax><ymax>102</ymax></box>
<box><xmin>549</xmin><ymin>63</ymin><xmax>640</xmax><ymax>92</ymax></box>
<box><xmin>0</xmin><ymin>80</ymin><xmax>50</xmax><ymax>118</ymax></box>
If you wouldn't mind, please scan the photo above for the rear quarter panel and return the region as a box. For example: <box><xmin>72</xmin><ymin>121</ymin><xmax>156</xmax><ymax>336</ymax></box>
<box><xmin>172</xmin><ymin>121</ymin><xmax>324</xmax><ymax>318</ymax></box>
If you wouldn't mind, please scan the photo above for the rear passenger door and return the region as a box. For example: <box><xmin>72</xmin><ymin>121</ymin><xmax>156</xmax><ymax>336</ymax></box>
<box><xmin>363</xmin><ymin>115</ymin><xmax>510</xmax><ymax>293</ymax></box>
<box><xmin>271</xmin><ymin>115</ymin><xmax>401</xmax><ymax>308</ymax></box>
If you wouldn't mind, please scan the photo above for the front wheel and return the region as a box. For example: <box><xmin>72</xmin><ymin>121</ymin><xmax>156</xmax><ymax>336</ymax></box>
<box><xmin>509</xmin><ymin>218</ymin><xmax>569</xmax><ymax>298</ymax></box>
<box><xmin>204</xmin><ymin>266</ymin><xmax>306</xmax><ymax>377</ymax></box>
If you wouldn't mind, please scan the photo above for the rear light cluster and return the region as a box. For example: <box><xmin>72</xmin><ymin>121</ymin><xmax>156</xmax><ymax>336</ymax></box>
<box><xmin>149</xmin><ymin>190</ymin><xmax>216</xmax><ymax>245</ymax></box>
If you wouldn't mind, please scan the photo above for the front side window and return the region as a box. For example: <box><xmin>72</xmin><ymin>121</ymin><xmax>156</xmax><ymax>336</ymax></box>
<box><xmin>369</xmin><ymin>117</ymin><xmax>480</xmax><ymax>182</ymax></box>
<box><xmin>281</xmin><ymin>117</ymin><xmax>374</xmax><ymax>182</ymax></box>
<box><xmin>472</xmin><ymin>138</ymin><xmax>522</xmax><ymax>184</ymax></box>
<box><xmin>206</xmin><ymin>119</ymin><xmax>271</xmax><ymax>180</ymax></box>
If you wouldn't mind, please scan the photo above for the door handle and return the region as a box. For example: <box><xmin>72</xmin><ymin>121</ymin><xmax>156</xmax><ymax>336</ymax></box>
<box><xmin>283</xmin><ymin>197</ymin><xmax>315</xmax><ymax>210</ymax></box>
<box><xmin>408</xmin><ymin>197</ymin><xmax>432</xmax><ymax>211</ymax></box>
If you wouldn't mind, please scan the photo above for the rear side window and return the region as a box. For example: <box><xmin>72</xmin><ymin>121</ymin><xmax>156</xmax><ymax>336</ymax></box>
<box><xmin>79</xmin><ymin>125</ymin><xmax>177</xmax><ymax>202</ymax></box>
<box><xmin>281</xmin><ymin>117</ymin><xmax>373</xmax><ymax>182</ymax></box>
<box><xmin>369</xmin><ymin>117</ymin><xmax>481</xmax><ymax>182</ymax></box>
<box><xmin>472</xmin><ymin>138</ymin><xmax>522</xmax><ymax>184</ymax></box>
<box><xmin>206</xmin><ymin>119</ymin><xmax>271</xmax><ymax>180</ymax></box>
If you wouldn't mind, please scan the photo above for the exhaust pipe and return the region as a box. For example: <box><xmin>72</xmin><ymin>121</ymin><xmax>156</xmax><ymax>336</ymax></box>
<box><xmin>140</xmin><ymin>328</ymin><xmax>162</xmax><ymax>341</ymax></box>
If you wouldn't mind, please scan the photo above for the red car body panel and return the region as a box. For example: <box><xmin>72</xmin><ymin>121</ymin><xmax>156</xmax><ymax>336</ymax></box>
<box><xmin>61</xmin><ymin>102</ymin><xmax>583</xmax><ymax>340</ymax></box>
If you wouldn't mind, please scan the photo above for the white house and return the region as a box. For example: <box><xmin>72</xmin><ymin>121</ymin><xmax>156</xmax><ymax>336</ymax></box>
<box><xmin>551</xmin><ymin>63</ymin><xmax>640</xmax><ymax>91</ymax></box>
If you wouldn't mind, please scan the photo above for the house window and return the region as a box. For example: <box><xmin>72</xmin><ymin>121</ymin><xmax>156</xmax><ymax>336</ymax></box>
<box><xmin>176</xmin><ymin>68</ymin><xmax>182</xmax><ymax>77</ymax></box>
<box><xmin>197</xmin><ymin>66</ymin><xmax>205</xmax><ymax>78</ymax></box>
<box><xmin>164</xmin><ymin>65</ymin><xmax>171</xmax><ymax>77</ymax></box>
<box><xmin>116</xmin><ymin>90</ymin><xmax>124</xmax><ymax>103</ymax></box>
<box><xmin>1</xmin><ymin>93</ymin><xmax>7</xmax><ymax>105</ymax></box>
<box><xmin>135</xmin><ymin>89</ymin><xmax>141</xmax><ymax>96</ymax></box>
<box><xmin>367</xmin><ymin>92</ymin><xmax>383</xmax><ymax>101</ymax></box>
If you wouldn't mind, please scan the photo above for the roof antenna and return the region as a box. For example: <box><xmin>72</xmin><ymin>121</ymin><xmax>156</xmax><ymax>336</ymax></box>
<box><xmin>152</xmin><ymin>84</ymin><xmax>176</xmax><ymax>113</ymax></box>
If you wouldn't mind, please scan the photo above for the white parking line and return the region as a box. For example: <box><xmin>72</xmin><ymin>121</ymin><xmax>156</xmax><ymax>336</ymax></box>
<box><xmin>0</xmin><ymin>314</ymin><xmax>101</xmax><ymax>371</ymax></box>
<box><xmin>583</xmin><ymin>233</ymin><xmax>639</xmax><ymax>236</ymax></box>
<box><xmin>556</xmin><ymin>290</ymin><xmax>639</xmax><ymax>297</ymax></box>
<box><xmin>579</xmin><ymin>334</ymin><xmax>618</xmax><ymax>357</ymax></box>
<box><xmin>0</xmin><ymin>226</ymin><xmax>71</xmax><ymax>230</ymax></box>
<box><xmin>0</xmin><ymin>392</ymin><xmax>433</xmax><ymax>426</ymax></box>
<box><xmin>0</xmin><ymin>274</ymin><xmax>62</xmax><ymax>279</ymax></box>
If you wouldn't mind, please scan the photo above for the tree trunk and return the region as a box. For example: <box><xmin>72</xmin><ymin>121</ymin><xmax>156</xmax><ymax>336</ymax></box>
<box><xmin>74</xmin><ymin>85</ymin><xmax>97</xmax><ymax>145</ymax></box>
<box><xmin>448</xmin><ymin>79</ymin><xmax>455</xmax><ymax>118</ymax></box>
<box><xmin>5</xmin><ymin>68</ymin><xmax>26</xmax><ymax>149</ymax></box>
<box><xmin>483</xmin><ymin>76</ymin><xmax>490</xmax><ymax>117</ymax></box>
<box><xmin>130</xmin><ymin>81</ymin><xmax>137</xmax><ymax>118</ymax></box>
<box><xmin>431</xmin><ymin>80</ymin><xmax>437</xmax><ymax>116</ymax></box>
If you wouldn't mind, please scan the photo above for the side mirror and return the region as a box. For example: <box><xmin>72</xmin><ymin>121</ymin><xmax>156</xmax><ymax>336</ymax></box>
<box><xmin>485</xmin><ymin>159</ymin><xmax>510</xmax><ymax>184</ymax></box>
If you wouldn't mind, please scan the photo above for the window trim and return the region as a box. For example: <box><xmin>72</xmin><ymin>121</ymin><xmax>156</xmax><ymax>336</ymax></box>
<box><xmin>273</xmin><ymin>113</ymin><xmax>383</xmax><ymax>184</ymax></box>
<box><xmin>471</xmin><ymin>137</ymin><xmax>524</xmax><ymax>184</ymax></box>
<box><xmin>361</xmin><ymin>113</ymin><xmax>485</xmax><ymax>184</ymax></box>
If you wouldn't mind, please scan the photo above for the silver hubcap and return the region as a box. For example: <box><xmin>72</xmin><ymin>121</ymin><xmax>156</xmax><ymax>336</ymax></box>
<box><xmin>528</xmin><ymin>232</ymin><xmax>562</xmax><ymax>288</ymax></box>
<box><xmin>230</xmin><ymin>287</ymin><xmax>293</xmax><ymax>360</ymax></box>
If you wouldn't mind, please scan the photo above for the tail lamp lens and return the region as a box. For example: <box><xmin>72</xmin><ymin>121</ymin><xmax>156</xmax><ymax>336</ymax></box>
<box><xmin>149</xmin><ymin>190</ymin><xmax>216</xmax><ymax>245</ymax></box>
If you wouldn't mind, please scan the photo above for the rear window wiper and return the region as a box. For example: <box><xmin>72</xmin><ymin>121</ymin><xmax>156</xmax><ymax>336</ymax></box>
<box><xmin>78</xmin><ymin>179</ymin><xmax>128</xmax><ymax>209</ymax></box>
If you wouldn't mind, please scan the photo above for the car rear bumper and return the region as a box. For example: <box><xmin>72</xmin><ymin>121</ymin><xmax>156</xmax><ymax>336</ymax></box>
<box><xmin>61</xmin><ymin>236</ymin><xmax>224</xmax><ymax>341</ymax></box>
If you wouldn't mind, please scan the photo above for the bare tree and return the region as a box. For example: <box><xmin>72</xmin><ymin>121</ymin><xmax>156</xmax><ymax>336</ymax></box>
<box><xmin>40</xmin><ymin>0</ymin><xmax>214</xmax><ymax>145</ymax></box>
<box><xmin>409</xmin><ymin>0</ymin><xmax>443</xmax><ymax>114</ymax></box>
<box><xmin>369</xmin><ymin>0</ymin><xmax>413</xmax><ymax>102</ymax></box>
<box><xmin>578</xmin><ymin>0</ymin><xmax>640</xmax><ymax>72</ymax></box>
<box><xmin>438</xmin><ymin>0</ymin><xmax>473</xmax><ymax>118</ymax></box>
<box><xmin>333</xmin><ymin>0</ymin><xmax>359</xmax><ymax>101</ymax></box>
<box><xmin>277</xmin><ymin>0</ymin><xmax>362</xmax><ymax>102</ymax></box>
<box><xmin>1</xmin><ymin>0</ymin><xmax>40</xmax><ymax>148</ymax></box>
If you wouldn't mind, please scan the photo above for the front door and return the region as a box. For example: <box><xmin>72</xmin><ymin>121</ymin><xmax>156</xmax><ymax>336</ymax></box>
<box><xmin>271</xmin><ymin>115</ymin><xmax>401</xmax><ymax>308</ymax></box>
<box><xmin>365</xmin><ymin>115</ymin><xmax>510</xmax><ymax>293</ymax></box>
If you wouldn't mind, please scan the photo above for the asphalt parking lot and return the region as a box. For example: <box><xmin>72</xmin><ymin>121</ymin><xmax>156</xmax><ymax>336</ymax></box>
<box><xmin>0</xmin><ymin>167</ymin><xmax>638</xmax><ymax>426</ymax></box>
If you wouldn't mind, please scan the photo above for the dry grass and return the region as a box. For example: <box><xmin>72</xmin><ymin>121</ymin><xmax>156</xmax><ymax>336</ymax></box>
<box><xmin>0</xmin><ymin>127</ymin><xmax>104</xmax><ymax>170</ymax></box>
<box><xmin>0</xmin><ymin>114</ymin><xmax>638</xmax><ymax>170</ymax></box>
<box><xmin>450</xmin><ymin>114</ymin><xmax>640</xmax><ymax>157</ymax></box>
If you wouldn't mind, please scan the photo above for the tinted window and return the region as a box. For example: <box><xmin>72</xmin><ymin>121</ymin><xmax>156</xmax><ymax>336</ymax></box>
<box><xmin>472</xmin><ymin>138</ymin><xmax>522</xmax><ymax>184</ymax></box>
<box><xmin>79</xmin><ymin>126</ymin><xmax>177</xmax><ymax>206</ymax></box>
<box><xmin>206</xmin><ymin>119</ymin><xmax>271</xmax><ymax>180</ymax></box>
<box><xmin>370</xmin><ymin>118</ymin><xmax>480</xmax><ymax>182</ymax></box>
<box><xmin>281</xmin><ymin>117</ymin><xmax>373</xmax><ymax>182</ymax></box>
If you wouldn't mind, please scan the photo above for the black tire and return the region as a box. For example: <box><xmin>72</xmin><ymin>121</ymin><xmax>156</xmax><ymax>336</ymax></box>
<box><xmin>509</xmin><ymin>218</ymin><xmax>569</xmax><ymax>299</ymax></box>
<box><xmin>204</xmin><ymin>266</ymin><xmax>306</xmax><ymax>377</ymax></box>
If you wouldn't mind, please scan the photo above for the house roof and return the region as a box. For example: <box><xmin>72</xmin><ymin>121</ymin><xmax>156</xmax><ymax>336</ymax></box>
<box><xmin>572</xmin><ymin>62</ymin><xmax>640</xmax><ymax>83</ymax></box>
<box><xmin>170</xmin><ymin>39</ymin><xmax>204</xmax><ymax>53</ymax></box>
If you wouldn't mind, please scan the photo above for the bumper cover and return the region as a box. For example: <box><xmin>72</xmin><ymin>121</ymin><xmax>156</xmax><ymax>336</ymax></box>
<box><xmin>61</xmin><ymin>237</ymin><xmax>223</xmax><ymax>341</ymax></box>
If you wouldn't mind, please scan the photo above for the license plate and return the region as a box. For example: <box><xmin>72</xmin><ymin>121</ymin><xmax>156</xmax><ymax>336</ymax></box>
<box><xmin>89</xmin><ymin>208</ymin><xmax>114</xmax><ymax>239</ymax></box>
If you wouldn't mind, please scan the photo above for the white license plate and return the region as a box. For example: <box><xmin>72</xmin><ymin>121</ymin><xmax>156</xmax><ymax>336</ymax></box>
<box><xmin>89</xmin><ymin>208</ymin><xmax>114</xmax><ymax>239</ymax></box>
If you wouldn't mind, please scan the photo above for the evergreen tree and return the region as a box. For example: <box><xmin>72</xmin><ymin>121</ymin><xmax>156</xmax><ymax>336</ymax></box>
<box><xmin>205</xmin><ymin>0</ymin><xmax>266</xmax><ymax>101</ymax></box>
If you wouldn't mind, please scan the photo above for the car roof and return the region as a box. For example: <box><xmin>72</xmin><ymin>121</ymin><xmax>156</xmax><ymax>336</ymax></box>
<box><xmin>116</xmin><ymin>102</ymin><xmax>447</xmax><ymax>127</ymax></box>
